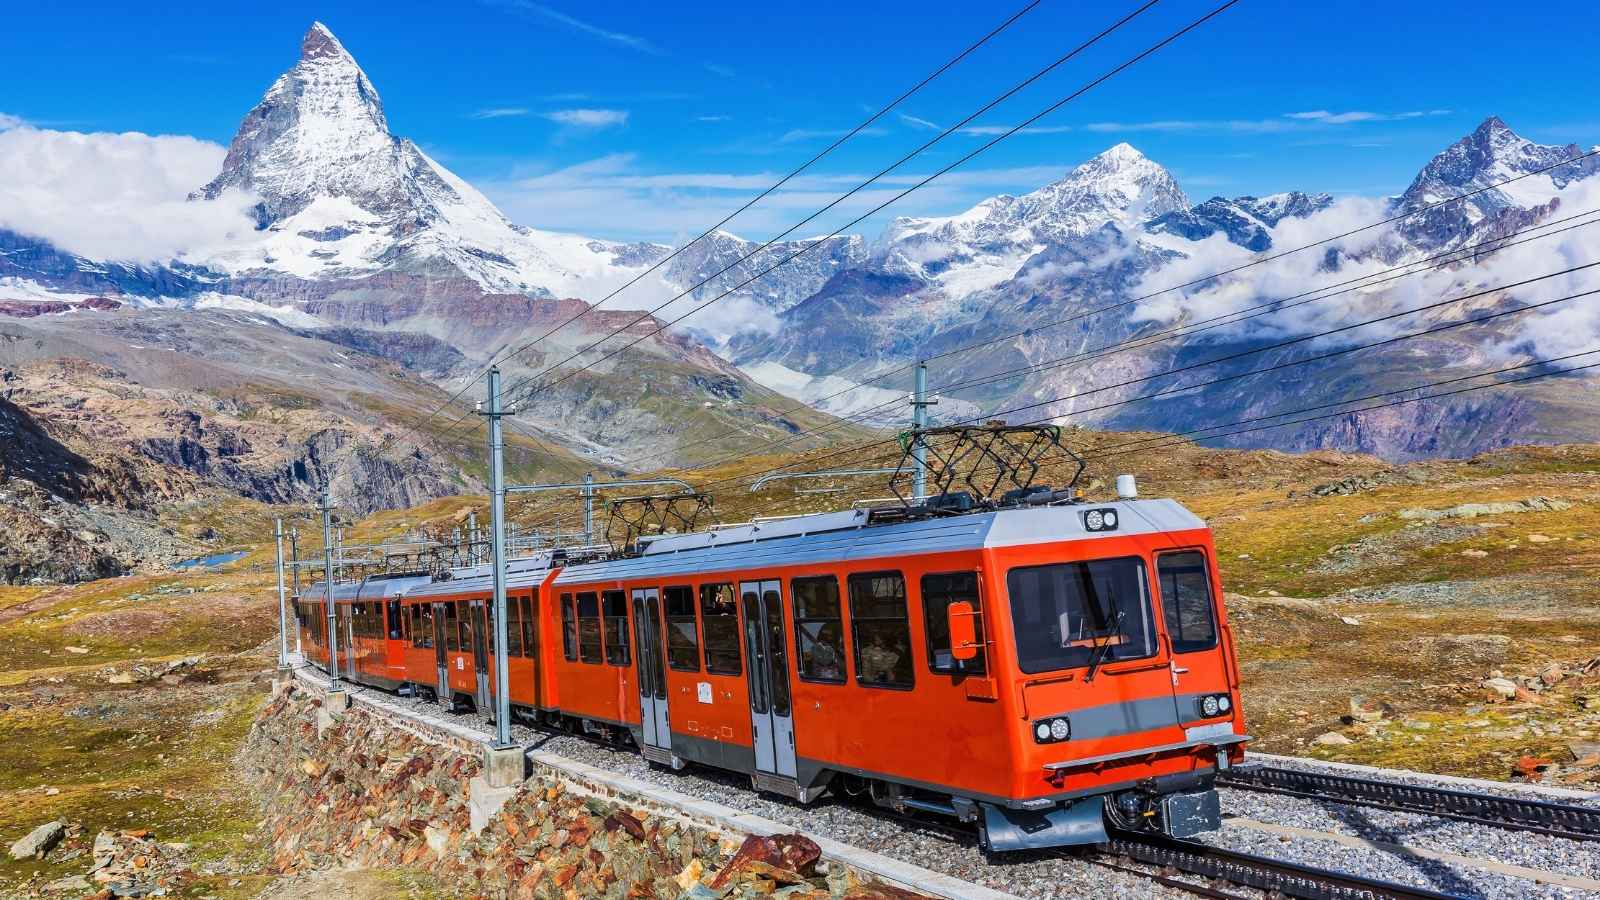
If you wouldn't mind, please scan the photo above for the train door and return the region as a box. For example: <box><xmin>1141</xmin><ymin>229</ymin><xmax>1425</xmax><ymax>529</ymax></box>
<box><xmin>341</xmin><ymin>604</ymin><xmax>356</xmax><ymax>678</ymax></box>
<box><xmin>1155</xmin><ymin>550</ymin><xmax>1233</xmax><ymax>736</ymax></box>
<box><xmin>740</xmin><ymin>579</ymin><xmax>796</xmax><ymax>780</ymax></box>
<box><xmin>631</xmin><ymin>588</ymin><xmax>671</xmax><ymax>753</ymax></box>
<box><xmin>431</xmin><ymin>602</ymin><xmax>449</xmax><ymax>703</ymax></box>
<box><xmin>470</xmin><ymin>599</ymin><xmax>491</xmax><ymax>711</ymax></box>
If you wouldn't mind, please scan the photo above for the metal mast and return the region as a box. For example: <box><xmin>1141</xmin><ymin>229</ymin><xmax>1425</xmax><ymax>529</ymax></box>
<box><xmin>320</xmin><ymin>490</ymin><xmax>341</xmax><ymax>690</ymax></box>
<box><xmin>480</xmin><ymin>368</ymin><xmax>514</xmax><ymax>747</ymax></box>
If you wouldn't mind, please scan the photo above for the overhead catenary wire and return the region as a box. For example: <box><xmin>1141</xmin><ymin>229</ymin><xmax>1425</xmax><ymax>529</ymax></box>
<box><xmin>613</xmin><ymin>148</ymin><xmax>1600</xmax><ymax>472</ymax></box>
<box><xmin>366</xmin><ymin>0</ymin><xmax>1046</xmax><ymax>461</ymax></box>
<box><xmin>629</xmin><ymin>206</ymin><xmax>1600</xmax><ymax>475</ymax></box>
<box><xmin>690</xmin><ymin>261</ymin><xmax>1600</xmax><ymax>492</ymax></box>
<box><xmin>479</xmin><ymin>0</ymin><xmax>1238</xmax><ymax>426</ymax></box>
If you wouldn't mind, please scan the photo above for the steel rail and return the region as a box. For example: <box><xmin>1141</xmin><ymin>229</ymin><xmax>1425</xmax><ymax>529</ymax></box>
<box><xmin>1219</xmin><ymin>765</ymin><xmax>1600</xmax><ymax>843</ymax></box>
<box><xmin>1103</xmin><ymin>830</ymin><xmax>1459</xmax><ymax>900</ymax></box>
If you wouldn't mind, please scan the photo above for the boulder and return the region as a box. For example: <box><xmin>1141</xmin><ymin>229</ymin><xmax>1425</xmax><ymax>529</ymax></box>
<box><xmin>1312</xmin><ymin>732</ymin><xmax>1354</xmax><ymax>746</ymax></box>
<box><xmin>1482</xmin><ymin>677</ymin><xmax>1518</xmax><ymax>701</ymax></box>
<box><xmin>9</xmin><ymin>820</ymin><xmax>66</xmax><ymax>860</ymax></box>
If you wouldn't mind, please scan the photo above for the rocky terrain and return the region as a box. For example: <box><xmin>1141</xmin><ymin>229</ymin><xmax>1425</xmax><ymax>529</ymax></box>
<box><xmin>1</xmin><ymin>436</ymin><xmax>1598</xmax><ymax>897</ymax></box>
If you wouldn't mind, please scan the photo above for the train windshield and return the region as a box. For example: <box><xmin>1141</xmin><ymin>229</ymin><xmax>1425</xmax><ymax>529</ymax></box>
<box><xmin>1006</xmin><ymin>557</ymin><xmax>1154</xmax><ymax>674</ymax></box>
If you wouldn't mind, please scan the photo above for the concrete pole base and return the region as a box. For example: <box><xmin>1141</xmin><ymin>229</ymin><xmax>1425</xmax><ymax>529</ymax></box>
<box><xmin>483</xmin><ymin>744</ymin><xmax>526</xmax><ymax>789</ymax></box>
<box><xmin>324</xmin><ymin>690</ymin><xmax>351</xmax><ymax>712</ymax></box>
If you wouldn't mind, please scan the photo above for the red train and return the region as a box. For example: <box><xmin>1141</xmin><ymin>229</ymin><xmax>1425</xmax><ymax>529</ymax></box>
<box><xmin>294</xmin><ymin>491</ymin><xmax>1247</xmax><ymax>851</ymax></box>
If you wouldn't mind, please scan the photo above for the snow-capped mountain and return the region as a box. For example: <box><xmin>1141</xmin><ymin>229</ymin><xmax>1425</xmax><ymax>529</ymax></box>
<box><xmin>1394</xmin><ymin>116</ymin><xmax>1600</xmax><ymax>251</ymax></box>
<box><xmin>734</xmin><ymin>118</ymin><xmax>1600</xmax><ymax>458</ymax></box>
<box><xmin>876</xmin><ymin>143</ymin><xmax>1189</xmax><ymax>292</ymax></box>
<box><xmin>194</xmin><ymin>22</ymin><xmax>667</xmax><ymax>298</ymax></box>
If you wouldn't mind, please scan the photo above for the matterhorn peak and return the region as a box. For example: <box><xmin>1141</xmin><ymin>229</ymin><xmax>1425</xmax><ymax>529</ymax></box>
<box><xmin>300</xmin><ymin>21</ymin><xmax>351</xmax><ymax>61</ymax></box>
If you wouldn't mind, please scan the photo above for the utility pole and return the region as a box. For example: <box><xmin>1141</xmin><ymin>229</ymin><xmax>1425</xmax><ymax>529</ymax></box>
<box><xmin>274</xmin><ymin>518</ymin><xmax>289</xmax><ymax>668</ymax></box>
<box><xmin>478</xmin><ymin>368</ymin><xmax>514</xmax><ymax>748</ymax></box>
<box><xmin>289</xmin><ymin>527</ymin><xmax>301</xmax><ymax>656</ymax></box>
<box><xmin>320</xmin><ymin>490</ymin><xmax>342</xmax><ymax>691</ymax></box>
<box><xmin>468</xmin><ymin>510</ymin><xmax>479</xmax><ymax>564</ymax></box>
<box><xmin>910</xmin><ymin>360</ymin><xmax>938</xmax><ymax>500</ymax></box>
<box><xmin>582</xmin><ymin>472</ymin><xmax>595</xmax><ymax>545</ymax></box>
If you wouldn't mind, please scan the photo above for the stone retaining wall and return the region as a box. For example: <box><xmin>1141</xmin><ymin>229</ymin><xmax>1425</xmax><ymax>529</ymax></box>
<box><xmin>240</xmin><ymin>683</ymin><xmax>934</xmax><ymax>898</ymax></box>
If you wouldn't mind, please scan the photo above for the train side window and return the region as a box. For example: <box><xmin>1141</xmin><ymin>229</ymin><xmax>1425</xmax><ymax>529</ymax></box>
<box><xmin>699</xmin><ymin>583</ymin><xmax>742</xmax><ymax>676</ymax></box>
<box><xmin>848</xmin><ymin>572</ymin><xmax>914</xmax><ymax>689</ymax></box>
<box><xmin>663</xmin><ymin>585</ymin><xmax>700</xmax><ymax>671</ymax></box>
<box><xmin>485</xmin><ymin>603</ymin><xmax>496</xmax><ymax>655</ymax></box>
<box><xmin>459</xmin><ymin>602</ymin><xmax>474</xmax><ymax>654</ymax></box>
<box><xmin>577</xmin><ymin>592</ymin><xmax>602</xmax><ymax>663</ymax></box>
<box><xmin>388</xmin><ymin>599</ymin><xmax>403</xmax><ymax>640</ymax></box>
<box><xmin>922</xmin><ymin>572</ymin><xmax>986</xmax><ymax>675</ymax></box>
<box><xmin>602</xmin><ymin>590</ymin><xmax>630</xmax><ymax>666</ymax></box>
<box><xmin>792</xmin><ymin>576</ymin><xmax>846</xmax><ymax>684</ymax></box>
<box><xmin>505</xmin><ymin>598</ymin><xmax>523</xmax><ymax>656</ymax></box>
<box><xmin>520</xmin><ymin>593</ymin><xmax>537</xmax><ymax>658</ymax></box>
<box><xmin>1157</xmin><ymin>551</ymin><xmax>1219</xmax><ymax>654</ymax></box>
<box><xmin>1006</xmin><ymin>557</ymin><xmax>1155</xmax><ymax>675</ymax></box>
<box><xmin>561</xmin><ymin>593</ymin><xmax>578</xmax><ymax>661</ymax></box>
<box><xmin>444</xmin><ymin>603</ymin><xmax>460</xmax><ymax>652</ymax></box>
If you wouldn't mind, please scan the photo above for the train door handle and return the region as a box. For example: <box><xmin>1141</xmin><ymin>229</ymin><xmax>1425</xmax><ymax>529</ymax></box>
<box><xmin>1171</xmin><ymin>663</ymin><xmax>1190</xmax><ymax>674</ymax></box>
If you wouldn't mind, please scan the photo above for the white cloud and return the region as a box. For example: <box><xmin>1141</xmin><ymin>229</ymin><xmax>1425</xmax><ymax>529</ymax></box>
<box><xmin>484</xmin><ymin>1</ymin><xmax>660</xmax><ymax>54</ymax></box>
<box><xmin>1287</xmin><ymin>109</ymin><xmax>1452</xmax><ymax>124</ymax></box>
<box><xmin>696</xmin><ymin>115</ymin><xmax>730</xmax><ymax>123</ymax></box>
<box><xmin>1085</xmin><ymin>110</ymin><xmax>1455</xmax><ymax>135</ymax></box>
<box><xmin>472</xmin><ymin>107</ymin><xmax>531</xmax><ymax>119</ymax></box>
<box><xmin>960</xmin><ymin>124</ymin><xmax>1072</xmax><ymax>137</ymax></box>
<box><xmin>0</xmin><ymin>112</ymin><xmax>24</xmax><ymax>130</ymax></box>
<box><xmin>0</xmin><ymin>123</ymin><xmax>258</xmax><ymax>264</ymax></box>
<box><xmin>778</xmin><ymin>127</ymin><xmax>888</xmax><ymax>143</ymax></box>
<box><xmin>541</xmin><ymin>108</ymin><xmax>629</xmax><ymax>128</ymax></box>
<box><xmin>703</xmin><ymin>62</ymin><xmax>735</xmax><ymax>79</ymax></box>
<box><xmin>479</xmin><ymin>154</ymin><xmax>1069</xmax><ymax>241</ymax></box>
<box><xmin>898</xmin><ymin>113</ymin><xmax>941</xmax><ymax>131</ymax></box>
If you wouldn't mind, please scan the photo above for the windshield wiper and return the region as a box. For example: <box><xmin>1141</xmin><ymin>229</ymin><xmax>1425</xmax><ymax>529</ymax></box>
<box><xmin>1085</xmin><ymin>605</ymin><xmax>1124</xmax><ymax>682</ymax></box>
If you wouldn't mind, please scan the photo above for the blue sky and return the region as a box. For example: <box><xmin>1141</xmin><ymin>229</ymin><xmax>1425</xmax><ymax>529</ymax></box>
<box><xmin>4</xmin><ymin>0</ymin><xmax>1598</xmax><ymax>242</ymax></box>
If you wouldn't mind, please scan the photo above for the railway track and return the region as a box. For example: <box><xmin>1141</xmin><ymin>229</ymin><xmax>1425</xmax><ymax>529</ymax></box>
<box><xmin>1218</xmin><ymin>764</ymin><xmax>1600</xmax><ymax>842</ymax></box>
<box><xmin>870</xmin><ymin>803</ymin><xmax>1454</xmax><ymax>899</ymax></box>
<box><xmin>1100</xmin><ymin>830</ymin><xmax>1457</xmax><ymax>900</ymax></box>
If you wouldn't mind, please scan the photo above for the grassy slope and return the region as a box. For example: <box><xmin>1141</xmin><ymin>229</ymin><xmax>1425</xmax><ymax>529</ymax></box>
<box><xmin>3</xmin><ymin>436</ymin><xmax>1598</xmax><ymax>895</ymax></box>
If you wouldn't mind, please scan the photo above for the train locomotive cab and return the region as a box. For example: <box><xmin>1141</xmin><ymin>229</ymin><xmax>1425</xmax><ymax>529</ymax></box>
<box><xmin>970</xmin><ymin>499</ymin><xmax>1246</xmax><ymax>851</ymax></box>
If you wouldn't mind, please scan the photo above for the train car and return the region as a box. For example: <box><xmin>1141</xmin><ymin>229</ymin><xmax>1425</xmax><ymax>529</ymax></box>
<box><xmin>398</xmin><ymin>555</ymin><xmax>559</xmax><ymax>714</ymax></box>
<box><xmin>548</xmin><ymin>492</ymin><xmax>1247</xmax><ymax>851</ymax></box>
<box><xmin>300</xmin><ymin>573</ymin><xmax>431</xmax><ymax>690</ymax></box>
<box><xmin>291</xmin><ymin>592</ymin><xmax>329</xmax><ymax>669</ymax></box>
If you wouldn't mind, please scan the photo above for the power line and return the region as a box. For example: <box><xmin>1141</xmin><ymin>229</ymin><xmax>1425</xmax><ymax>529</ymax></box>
<box><xmin>691</xmin><ymin>261</ymin><xmax>1600</xmax><ymax>491</ymax></box>
<box><xmin>643</xmin><ymin>211</ymin><xmax>1600</xmax><ymax>478</ymax></box>
<box><xmin>366</xmin><ymin>0</ymin><xmax>1045</xmax><ymax>460</ymax></box>
<box><xmin>943</xmin><ymin>350</ymin><xmax>1600</xmax><ymax>489</ymax></box>
<box><xmin>613</xmin><ymin>150</ymin><xmax>1600</xmax><ymax>471</ymax></box>
<box><xmin>485</xmin><ymin>0</ymin><xmax>1238</xmax><ymax>424</ymax></box>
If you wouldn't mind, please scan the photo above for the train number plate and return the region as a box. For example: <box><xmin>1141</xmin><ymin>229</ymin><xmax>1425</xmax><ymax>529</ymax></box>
<box><xmin>1185</xmin><ymin>722</ymin><xmax>1234</xmax><ymax>741</ymax></box>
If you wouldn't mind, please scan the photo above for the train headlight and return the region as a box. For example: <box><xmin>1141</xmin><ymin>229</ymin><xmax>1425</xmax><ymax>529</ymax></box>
<box><xmin>1083</xmin><ymin>508</ymin><xmax>1120</xmax><ymax>532</ymax></box>
<box><xmin>1033</xmin><ymin>716</ymin><xmax>1071</xmax><ymax>743</ymax></box>
<box><xmin>1218</xmin><ymin>695</ymin><xmax>1231</xmax><ymax>713</ymax></box>
<box><xmin>1201</xmin><ymin>695</ymin><xmax>1220</xmax><ymax>717</ymax></box>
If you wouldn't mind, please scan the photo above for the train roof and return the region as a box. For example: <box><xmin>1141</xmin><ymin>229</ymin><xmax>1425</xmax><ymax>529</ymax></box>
<box><xmin>553</xmin><ymin>498</ymin><xmax>1205</xmax><ymax>585</ymax></box>
<box><xmin>303</xmin><ymin>571</ymin><xmax>433</xmax><ymax>603</ymax></box>
<box><xmin>400</xmin><ymin>551</ymin><xmax>561</xmax><ymax>600</ymax></box>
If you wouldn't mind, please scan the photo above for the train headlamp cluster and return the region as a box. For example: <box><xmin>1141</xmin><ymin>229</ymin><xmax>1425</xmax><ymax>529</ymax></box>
<box><xmin>1083</xmin><ymin>508</ymin><xmax>1119</xmax><ymax>532</ymax></box>
<box><xmin>1197</xmin><ymin>693</ymin><xmax>1233</xmax><ymax>718</ymax></box>
<box><xmin>1033</xmin><ymin>716</ymin><xmax>1071</xmax><ymax>744</ymax></box>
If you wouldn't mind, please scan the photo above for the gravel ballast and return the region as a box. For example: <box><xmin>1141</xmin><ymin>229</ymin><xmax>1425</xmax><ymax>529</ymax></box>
<box><xmin>309</xmin><ymin>673</ymin><xmax>1600</xmax><ymax>899</ymax></box>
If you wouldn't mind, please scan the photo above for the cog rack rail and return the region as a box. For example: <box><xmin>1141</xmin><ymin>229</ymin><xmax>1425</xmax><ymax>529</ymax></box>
<box><xmin>1103</xmin><ymin>830</ymin><xmax>1456</xmax><ymax>900</ymax></box>
<box><xmin>1218</xmin><ymin>765</ymin><xmax>1600</xmax><ymax>842</ymax></box>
